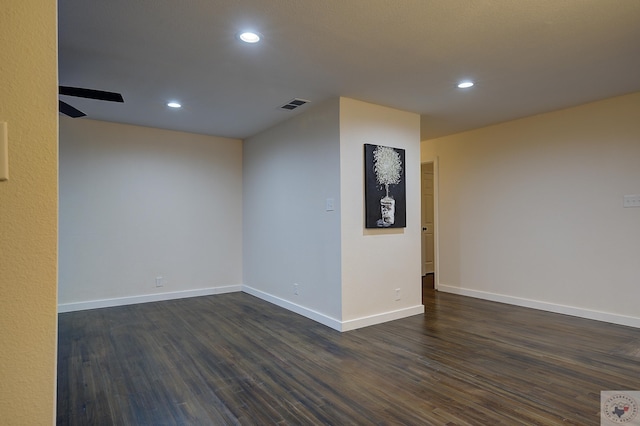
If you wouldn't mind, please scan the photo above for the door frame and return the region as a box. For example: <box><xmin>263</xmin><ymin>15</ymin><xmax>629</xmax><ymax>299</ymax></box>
<box><xmin>421</xmin><ymin>157</ymin><xmax>440</xmax><ymax>290</ymax></box>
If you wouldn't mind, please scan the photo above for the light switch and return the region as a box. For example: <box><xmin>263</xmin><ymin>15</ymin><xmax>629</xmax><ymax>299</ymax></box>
<box><xmin>1</xmin><ymin>122</ymin><xmax>8</xmax><ymax>181</ymax></box>
<box><xmin>623</xmin><ymin>195</ymin><xmax>640</xmax><ymax>208</ymax></box>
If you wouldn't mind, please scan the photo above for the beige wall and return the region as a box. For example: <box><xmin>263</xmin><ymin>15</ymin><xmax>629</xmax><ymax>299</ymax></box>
<box><xmin>0</xmin><ymin>1</ymin><xmax>58</xmax><ymax>424</ymax></box>
<box><xmin>340</xmin><ymin>98</ymin><xmax>423</xmax><ymax>327</ymax></box>
<box><xmin>422</xmin><ymin>92</ymin><xmax>640</xmax><ymax>326</ymax></box>
<box><xmin>59</xmin><ymin>118</ymin><xmax>243</xmax><ymax>308</ymax></box>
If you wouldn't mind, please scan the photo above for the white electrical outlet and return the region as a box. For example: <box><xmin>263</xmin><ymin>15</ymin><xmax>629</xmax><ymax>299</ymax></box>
<box><xmin>293</xmin><ymin>283</ymin><xmax>299</xmax><ymax>295</ymax></box>
<box><xmin>325</xmin><ymin>198</ymin><xmax>335</xmax><ymax>211</ymax></box>
<box><xmin>395</xmin><ymin>288</ymin><xmax>401</xmax><ymax>301</ymax></box>
<box><xmin>155</xmin><ymin>276</ymin><xmax>164</xmax><ymax>287</ymax></box>
<box><xmin>623</xmin><ymin>195</ymin><xmax>640</xmax><ymax>208</ymax></box>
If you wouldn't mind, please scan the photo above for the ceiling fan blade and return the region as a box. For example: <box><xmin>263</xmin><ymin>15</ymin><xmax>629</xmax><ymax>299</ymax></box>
<box><xmin>59</xmin><ymin>100</ymin><xmax>86</xmax><ymax>118</ymax></box>
<box><xmin>59</xmin><ymin>86</ymin><xmax>124</xmax><ymax>103</ymax></box>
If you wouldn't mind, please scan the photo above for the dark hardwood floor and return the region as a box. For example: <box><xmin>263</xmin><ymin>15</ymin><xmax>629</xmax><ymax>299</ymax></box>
<box><xmin>57</xmin><ymin>288</ymin><xmax>640</xmax><ymax>425</ymax></box>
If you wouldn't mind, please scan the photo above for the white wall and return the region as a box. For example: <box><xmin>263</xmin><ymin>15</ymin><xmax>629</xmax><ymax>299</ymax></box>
<box><xmin>243</xmin><ymin>99</ymin><xmax>343</xmax><ymax>323</ymax></box>
<box><xmin>340</xmin><ymin>98</ymin><xmax>423</xmax><ymax>327</ymax></box>
<box><xmin>422</xmin><ymin>92</ymin><xmax>640</xmax><ymax>327</ymax></box>
<box><xmin>60</xmin><ymin>97</ymin><xmax>423</xmax><ymax>331</ymax></box>
<box><xmin>59</xmin><ymin>118</ymin><xmax>243</xmax><ymax>309</ymax></box>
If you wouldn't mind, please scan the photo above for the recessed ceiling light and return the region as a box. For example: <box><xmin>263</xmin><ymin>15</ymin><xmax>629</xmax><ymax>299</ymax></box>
<box><xmin>238</xmin><ymin>31</ymin><xmax>261</xmax><ymax>43</ymax></box>
<box><xmin>167</xmin><ymin>102</ymin><xmax>182</xmax><ymax>108</ymax></box>
<box><xmin>457</xmin><ymin>81</ymin><xmax>474</xmax><ymax>89</ymax></box>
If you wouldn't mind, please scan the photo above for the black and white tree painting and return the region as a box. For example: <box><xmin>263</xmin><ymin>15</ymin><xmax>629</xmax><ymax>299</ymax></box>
<box><xmin>364</xmin><ymin>144</ymin><xmax>406</xmax><ymax>228</ymax></box>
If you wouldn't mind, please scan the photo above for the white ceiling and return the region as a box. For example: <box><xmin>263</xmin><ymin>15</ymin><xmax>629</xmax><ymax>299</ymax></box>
<box><xmin>58</xmin><ymin>0</ymin><xmax>640</xmax><ymax>141</ymax></box>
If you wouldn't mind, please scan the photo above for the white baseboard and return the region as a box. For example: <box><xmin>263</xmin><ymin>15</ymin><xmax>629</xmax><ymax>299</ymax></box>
<box><xmin>242</xmin><ymin>285</ymin><xmax>424</xmax><ymax>332</ymax></box>
<box><xmin>242</xmin><ymin>285</ymin><xmax>343</xmax><ymax>330</ymax></box>
<box><xmin>340</xmin><ymin>305</ymin><xmax>425</xmax><ymax>332</ymax></box>
<box><xmin>58</xmin><ymin>285</ymin><xmax>242</xmax><ymax>313</ymax></box>
<box><xmin>59</xmin><ymin>284</ymin><xmax>426</xmax><ymax>331</ymax></box>
<box><xmin>437</xmin><ymin>284</ymin><xmax>640</xmax><ymax>328</ymax></box>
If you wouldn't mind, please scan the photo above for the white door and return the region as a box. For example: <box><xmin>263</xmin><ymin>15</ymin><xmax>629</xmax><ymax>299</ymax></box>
<box><xmin>421</xmin><ymin>163</ymin><xmax>435</xmax><ymax>275</ymax></box>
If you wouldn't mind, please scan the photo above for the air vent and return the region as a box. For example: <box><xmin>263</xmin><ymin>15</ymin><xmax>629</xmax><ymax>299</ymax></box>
<box><xmin>280</xmin><ymin>98</ymin><xmax>310</xmax><ymax>111</ymax></box>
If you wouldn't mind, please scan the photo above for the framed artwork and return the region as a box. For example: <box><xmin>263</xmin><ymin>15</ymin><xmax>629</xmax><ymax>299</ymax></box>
<box><xmin>364</xmin><ymin>144</ymin><xmax>406</xmax><ymax>228</ymax></box>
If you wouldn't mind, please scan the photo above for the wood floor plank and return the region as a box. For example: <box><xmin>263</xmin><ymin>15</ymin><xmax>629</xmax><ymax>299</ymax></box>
<box><xmin>57</xmin><ymin>290</ymin><xmax>640</xmax><ymax>425</ymax></box>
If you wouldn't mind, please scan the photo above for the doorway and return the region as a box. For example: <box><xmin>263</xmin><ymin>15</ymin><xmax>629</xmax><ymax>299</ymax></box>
<box><xmin>421</xmin><ymin>161</ymin><xmax>436</xmax><ymax>294</ymax></box>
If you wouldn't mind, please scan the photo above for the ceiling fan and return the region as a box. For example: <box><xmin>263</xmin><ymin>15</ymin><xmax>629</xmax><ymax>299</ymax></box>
<box><xmin>59</xmin><ymin>86</ymin><xmax>124</xmax><ymax>118</ymax></box>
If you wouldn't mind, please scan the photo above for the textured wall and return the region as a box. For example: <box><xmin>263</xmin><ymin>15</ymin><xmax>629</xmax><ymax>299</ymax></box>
<box><xmin>0</xmin><ymin>1</ymin><xmax>58</xmax><ymax>424</ymax></box>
